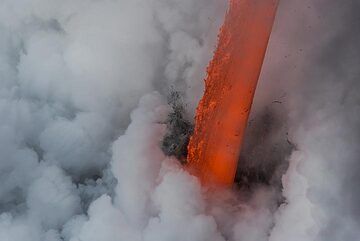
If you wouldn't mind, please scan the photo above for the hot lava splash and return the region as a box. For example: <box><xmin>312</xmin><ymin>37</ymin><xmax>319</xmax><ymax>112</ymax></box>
<box><xmin>187</xmin><ymin>0</ymin><xmax>279</xmax><ymax>186</ymax></box>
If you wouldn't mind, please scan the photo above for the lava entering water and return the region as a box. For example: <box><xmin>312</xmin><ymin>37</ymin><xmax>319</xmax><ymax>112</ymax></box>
<box><xmin>187</xmin><ymin>0</ymin><xmax>279</xmax><ymax>186</ymax></box>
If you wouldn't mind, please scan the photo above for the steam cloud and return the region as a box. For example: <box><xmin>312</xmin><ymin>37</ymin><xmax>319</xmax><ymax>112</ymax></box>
<box><xmin>0</xmin><ymin>0</ymin><xmax>359</xmax><ymax>241</ymax></box>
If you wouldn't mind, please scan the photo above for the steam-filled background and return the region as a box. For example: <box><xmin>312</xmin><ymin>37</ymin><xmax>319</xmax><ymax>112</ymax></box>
<box><xmin>0</xmin><ymin>0</ymin><xmax>359</xmax><ymax>240</ymax></box>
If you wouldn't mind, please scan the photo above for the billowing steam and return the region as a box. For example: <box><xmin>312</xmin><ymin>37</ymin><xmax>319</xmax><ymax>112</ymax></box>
<box><xmin>0</xmin><ymin>0</ymin><xmax>359</xmax><ymax>241</ymax></box>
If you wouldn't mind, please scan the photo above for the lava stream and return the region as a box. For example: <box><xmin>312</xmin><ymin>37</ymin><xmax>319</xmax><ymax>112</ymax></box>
<box><xmin>187</xmin><ymin>0</ymin><xmax>279</xmax><ymax>186</ymax></box>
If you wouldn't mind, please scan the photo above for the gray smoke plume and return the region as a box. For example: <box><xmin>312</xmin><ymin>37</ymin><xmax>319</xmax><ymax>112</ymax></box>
<box><xmin>251</xmin><ymin>0</ymin><xmax>360</xmax><ymax>240</ymax></box>
<box><xmin>0</xmin><ymin>0</ymin><xmax>359</xmax><ymax>241</ymax></box>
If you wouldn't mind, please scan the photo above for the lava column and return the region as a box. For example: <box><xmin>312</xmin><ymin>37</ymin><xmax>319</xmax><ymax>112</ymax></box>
<box><xmin>187</xmin><ymin>0</ymin><xmax>279</xmax><ymax>186</ymax></box>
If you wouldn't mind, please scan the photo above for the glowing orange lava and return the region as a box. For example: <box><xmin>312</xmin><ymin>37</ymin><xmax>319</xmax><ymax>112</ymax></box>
<box><xmin>187</xmin><ymin>0</ymin><xmax>279</xmax><ymax>186</ymax></box>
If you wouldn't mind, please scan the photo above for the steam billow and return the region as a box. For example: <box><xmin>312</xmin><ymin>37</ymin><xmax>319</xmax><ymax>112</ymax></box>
<box><xmin>0</xmin><ymin>0</ymin><xmax>359</xmax><ymax>241</ymax></box>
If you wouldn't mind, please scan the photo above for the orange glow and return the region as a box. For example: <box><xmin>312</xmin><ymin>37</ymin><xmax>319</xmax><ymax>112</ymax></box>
<box><xmin>187</xmin><ymin>0</ymin><xmax>279</xmax><ymax>186</ymax></box>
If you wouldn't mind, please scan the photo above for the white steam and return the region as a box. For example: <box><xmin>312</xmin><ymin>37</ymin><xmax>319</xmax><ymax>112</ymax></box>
<box><xmin>0</xmin><ymin>0</ymin><xmax>359</xmax><ymax>241</ymax></box>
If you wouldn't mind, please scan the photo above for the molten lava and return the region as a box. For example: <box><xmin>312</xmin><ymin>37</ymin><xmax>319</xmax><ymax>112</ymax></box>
<box><xmin>187</xmin><ymin>0</ymin><xmax>279</xmax><ymax>186</ymax></box>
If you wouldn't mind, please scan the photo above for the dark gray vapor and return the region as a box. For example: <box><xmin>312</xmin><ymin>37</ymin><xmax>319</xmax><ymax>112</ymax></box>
<box><xmin>243</xmin><ymin>0</ymin><xmax>360</xmax><ymax>240</ymax></box>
